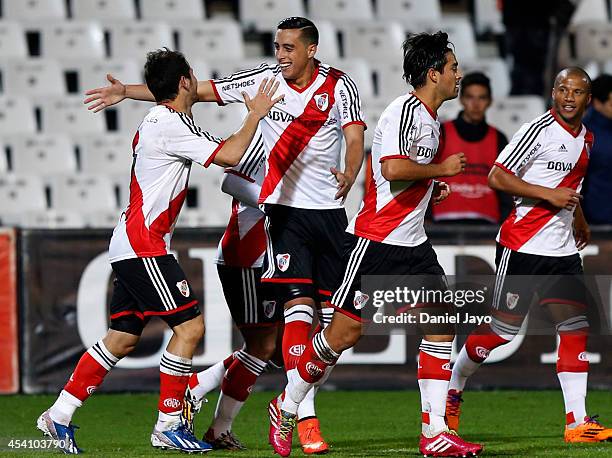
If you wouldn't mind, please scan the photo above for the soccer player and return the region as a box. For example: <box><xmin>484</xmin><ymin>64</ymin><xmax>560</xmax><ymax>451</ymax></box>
<box><xmin>268</xmin><ymin>32</ymin><xmax>484</xmax><ymax>457</ymax></box>
<box><xmin>36</xmin><ymin>49</ymin><xmax>282</xmax><ymax>454</ymax></box>
<box><xmin>446</xmin><ymin>67</ymin><xmax>612</xmax><ymax>443</ymax></box>
<box><xmin>84</xmin><ymin>17</ymin><xmax>366</xmax><ymax>453</ymax></box>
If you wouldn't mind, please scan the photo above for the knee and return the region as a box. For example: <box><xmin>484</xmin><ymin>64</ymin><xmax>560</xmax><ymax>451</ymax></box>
<box><xmin>177</xmin><ymin>318</ymin><xmax>205</xmax><ymax>345</ymax></box>
<box><xmin>327</xmin><ymin>321</ymin><xmax>361</xmax><ymax>353</ymax></box>
<box><xmin>246</xmin><ymin>339</ymin><xmax>276</xmax><ymax>361</ymax></box>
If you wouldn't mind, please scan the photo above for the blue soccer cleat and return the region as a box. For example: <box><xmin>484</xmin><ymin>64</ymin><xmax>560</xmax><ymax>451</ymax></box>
<box><xmin>36</xmin><ymin>410</ymin><xmax>81</xmax><ymax>454</ymax></box>
<box><xmin>151</xmin><ymin>421</ymin><xmax>213</xmax><ymax>453</ymax></box>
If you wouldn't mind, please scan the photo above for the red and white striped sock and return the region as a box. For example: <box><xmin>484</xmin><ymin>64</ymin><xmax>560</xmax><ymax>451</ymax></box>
<box><xmin>282</xmin><ymin>304</ymin><xmax>314</xmax><ymax>370</ymax></box>
<box><xmin>556</xmin><ymin>316</ymin><xmax>589</xmax><ymax>428</ymax></box>
<box><xmin>188</xmin><ymin>352</ymin><xmax>235</xmax><ymax>401</ymax></box>
<box><xmin>418</xmin><ymin>340</ymin><xmax>452</xmax><ymax>437</ymax></box>
<box><xmin>51</xmin><ymin>340</ymin><xmax>120</xmax><ymax>426</ymax></box>
<box><xmin>157</xmin><ymin>350</ymin><xmax>192</xmax><ymax>429</ymax></box>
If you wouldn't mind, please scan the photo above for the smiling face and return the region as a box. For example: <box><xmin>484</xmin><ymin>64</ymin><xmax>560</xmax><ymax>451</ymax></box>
<box><xmin>552</xmin><ymin>72</ymin><xmax>591</xmax><ymax>126</ymax></box>
<box><xmin>274</xmin><ymin>28</ymin><xmax>317</xmax><ymax>82</ymax></box>
<box><xmin>436</xmin><ymin>51</ymin><xmax>462</xmax><ymax>101</ymax></box>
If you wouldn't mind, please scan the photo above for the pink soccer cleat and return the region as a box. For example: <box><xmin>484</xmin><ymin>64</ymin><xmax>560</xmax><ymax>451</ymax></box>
<box><xmin>268</xmin><ymin>395</ymin><xmax>296</xmax><ymax>457</ymax></box>
<box><xmin>419</xmin><ymin>430</ymin><xmax>483</xmax><ymax>457</ymax></box>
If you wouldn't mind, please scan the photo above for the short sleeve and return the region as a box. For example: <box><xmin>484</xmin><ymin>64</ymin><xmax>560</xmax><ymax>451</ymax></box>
<box><xmin>379</xmin><ymin>99</ymin><xmax>421</xmax><ymax>162</ymax></box>
<box><xmin>211</xmin><ymin>64</ymin><xmax>275</xmax><ymax>105</ymax></box>
<box><xmin>335</xmin><ymin>74</ymin><xmax>366</xmax><ymax>129</ymax></box>
<box><xmin>495</xmin><ymin>118</ymin><xmax>550</xmax><ymax>175</ymax></box>
<box><xmin>165</xmin><ymin>112</ymin><xmax>225</xmax><ymax>167</ymax></box>
<box><xmin>225</xmin><ymin>131</ymin><xmax>266</xmax><ymax>185</ymax></box>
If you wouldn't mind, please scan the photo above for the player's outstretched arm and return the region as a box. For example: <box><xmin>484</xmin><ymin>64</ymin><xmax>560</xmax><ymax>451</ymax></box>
<box><xmin>221</xmin><ymin>173</ymin><xmax>261</xmax><ymax>208</ymax></box>
<box><xmin>381</xmin><ymin>153</ymin><xmax>466</xmax><ymax>182</ymax></box>
<box><xmin>332</xmin><ymin>124</ymin><xmax>365</xmax><ymax>201</ymax></box>
<box><xmin>488</xmin><ymin>166</ymin><xmax>581</xmax><ymax>211</ymax></box>
<box><xmin>213</xmin><ymin>78</ymin><xmax>283</xmax><ymax>167</ymax></box>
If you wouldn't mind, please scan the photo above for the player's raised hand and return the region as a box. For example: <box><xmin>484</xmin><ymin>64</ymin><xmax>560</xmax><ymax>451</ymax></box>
<box><xmin>432</xmin><ymin>181</ymin><xmax>451</xmax><ymax>205</ymax></box>
<box><xmin>242</xmin><ymin>78</ymin><xmax>284</xmax><ymax>120</ymax></box>
<box><xmin>440</xmin><ymin>152</ymin><xmax>466</xmax><ymax>177</ymax></box>
<box><xmin>331</xmin><ymin>167</ymin><xmax>355</xmax><ymax>201</ymax></box>
<box><xmin>546</xmin><ymin>187</ymin><xmax>581</xmax><ymax>210</ymax></box>
<box><xmin>84</xmin><ymin>74</ymin><xmax>126</xmax><ymax>112</ymax></box>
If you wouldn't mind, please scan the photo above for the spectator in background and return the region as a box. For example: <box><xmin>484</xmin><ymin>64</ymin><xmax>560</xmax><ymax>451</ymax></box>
<box><xmin>582</xmin><ymin>74</ymin><xmax>612</xmax><ymax>224</ymax></box>
<box><xmin>433</xmin><ymin>72</ymin><xmax>512</xmax><ymax>224</ymax></box>
<box><xmin>502</xmin><ymin>0</ymin><xmax>575</xmax><ymax>95</ymax></box>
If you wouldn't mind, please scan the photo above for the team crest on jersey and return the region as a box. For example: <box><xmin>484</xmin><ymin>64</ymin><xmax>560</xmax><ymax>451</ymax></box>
<box><xmin>276</xmin><ymin>254</ymin><xmax>291</xmax><ymax>272</ymax></box>
<box><xmin>506</xmin><ymin>292</ymin><xmax>519</xmax><ymax>310</ymax></box>
<box><xmin>314</xmin><ymin>93</ymin><xmax>329</xmax><ymax>111</ymax></box>
<box><xmin>176</xmin><ymin>280</ymin><xmax>190</xmax><ymax>297</ymax></box>
<box><xmin>353</xmin><ymin>290</ymin><xmax>369</xmax><ymax>310</ymax></box>
<box><xmin>263</xmin><ymin>300</ymin><xmax>276</xmax><ymax>318</ymax></box>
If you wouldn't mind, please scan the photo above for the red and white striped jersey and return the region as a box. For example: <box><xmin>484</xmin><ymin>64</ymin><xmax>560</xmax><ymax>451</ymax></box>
<box><xmin>109</xmin><ymin>105</ymin><xmax>223</xmax><ymax>263</ymax></box>
<box><xmin>211</xmin><ymin>62</ymin><xmax>366</xmax><ymax>210</ymax></box>
<box><xmin>347</xmin><ymin>93</ymin><xmax>438</xmax><ymax>246</ymax></box>
<box><xmin>215</xmin><ymin>135</ymin><xmax>267</xmax><ymax>268</ymax></box>
<box><xmin>495</xmin><ymin>109</ymin><xmax>592</xmax><ymax>256</ymax></box>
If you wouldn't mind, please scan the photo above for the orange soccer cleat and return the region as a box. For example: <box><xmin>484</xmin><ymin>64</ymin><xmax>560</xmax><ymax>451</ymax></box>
<box><xmin>298</xmin><ymin>417</ymin><xmax>329</xmax><ymax>454</ymax></box>
<box><xmin>565</xmin><ymin>415</ymin><xmax>612</xmax><ymax>443</ymax></box>
<box><xmin>445</xmin><ymin>389</ymin><xmax>464</xmax><ymax>432</ymax></box>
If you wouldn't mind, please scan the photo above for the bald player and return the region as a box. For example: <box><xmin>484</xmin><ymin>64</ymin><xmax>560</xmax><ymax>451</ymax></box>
<box><xmin>446</xmin><ymin>67</ymin><xmax>612</xmax><ymax>444</ymax></box>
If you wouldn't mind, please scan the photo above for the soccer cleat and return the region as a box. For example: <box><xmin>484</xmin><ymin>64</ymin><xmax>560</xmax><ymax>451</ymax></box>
<box><xmin>268</xmin><ymin>395</ymin><xmax>282</xmax><ymax>445</ymax></box>
<box><xmin>565</xmin><ymin>415</ymin><xmax>612</xmax><ymax>443</ymax></box>
<box><xmin>269</xmin><ymin>402</ymin><xmax>296</xmax><ymax>457</ymax></box>
<box><xmin>36</xmin><ymin>410</ymin><xmax>81</xmax><ymax>454</ymax></box>
<box><xmin>181</xmin><ymin>383</ymin><xmax>206</xmax><ymax>434</ymax></box>
<box><xmin>204</xmin><ymin>427</ymin><xmax>246</xmax><ymax>450</ymax></box>
<box><xmin>419</xmin><ymin>430</ymin><xmax>483</xmax><ymax>457</ymax></box>
<box><xmin>151</xmin><ymin>422</ymin><xmax>213</xmax><ymax>453</ymax></box>
<box><xmin>298</xmin><ymin>417</ymin><xmax>329</xmax><ymax>454</ymax></box>
<box><xmin>446</xmin><ymin>389</ymin><xmax>464</xmax><ymax>432</ymax></box>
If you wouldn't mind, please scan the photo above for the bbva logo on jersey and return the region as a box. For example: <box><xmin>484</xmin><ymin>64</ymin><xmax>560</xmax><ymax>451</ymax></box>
<box><xmin>314</xmin><ymin>93</ymin><xmax>329</xmax><ymax>111</ymax></box>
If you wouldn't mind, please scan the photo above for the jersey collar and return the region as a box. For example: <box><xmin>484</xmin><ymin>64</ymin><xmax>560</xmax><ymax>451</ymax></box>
<box><xmin>286</xmin><ymin>61</ymin><xmax>320</xmax><ymax>94</ymax></box>
<box><xmin>411</xmin><ymin>92</ymin><xmax>438</xmax><ymax>120</ymax></box>
<box><xmin>550</xmin><ymin>108</ymin><xmax>584</xmax><ymax>138</ymax></box>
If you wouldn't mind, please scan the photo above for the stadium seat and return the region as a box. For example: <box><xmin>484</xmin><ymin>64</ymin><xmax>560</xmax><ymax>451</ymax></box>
<box><xmin>72</xmin><ymin>0</ymin><xmax>137</xmax><ymax>20</ymax></box>
<box><xmin>76</xmin><ymin>133</ymin><xmax>134</xmax><ymax>174</ymax></box>
<box><xmin>473</xmin><ymin>0</ymin><xmax>504</xmax><ymax>35</ymax></box>
<box><xmin>376</xmin><ymin>0</ymin><xmax>442</xmax><ymax>23</ymax></box>
<box><xmin>0</xmin><ymin>175</ymin><xmax>46</xmax><ymax>215</ymax></box>
<box><xmin>0</xmin><ymin>97</ymin><xmax>36</xmax><ymax>135</ymax></box>
<box><xmin>181</xmin><ymin>165</ymin><xmax>231</xmax><ymax>227</ymax></box>
<box><xmin>39</xmin><ymin>96</ymin><xmax>106</xmax><ymax>134</ymax></box>
<box><xmin>109</xmin><ymin>174</ymin><xmax>131</xmax><ymax>208</ymax></box>
<box><xmin>0</xmin><ymin>22</ymin><xmax>28</xmax><ymax>58</ymax></box>
<box><xmin>106</xmin><ymin>22</ymin><xmax>173</xmax><ymax>60</ymax></box>
<box><xmin>570</xmin><ymin>0</ymin><xmax>609</xmax><ymax>27</ymax></box>
<box><xmin>460</xmin><ymin>58</ymin><xmax>511</xmax><ymax>98</ymax></box>
<box><xmin>2</xmin><ymin>0</ymin><xmax>66</xmax><ymax>20</ymax></box>
<box><xmin>327</xmin><ymin>58</ymin><xmax>374</xmax><ymax>99</ymax></box>
<box><xmin>175</xmin><ymin>20</ymin><xmax>244</xmax><ymax>60</ymax></box>
<box><xmin>190</xmin><ymin>59</ymin><xmax>214</xmax><ymax>81</ymax></box>
<box><xmin>0</xmin><ymin>143</ymin><xmax>8</xmax><ymax>173</ymax></box>
<box><xmin>5</xmin><ymin>134</ymin><xmax>76</xmax><ymax>175</ymax></box>
<box><xmin>311</xmin><ymin>21</ymin><xmax>340</xmax><ymax>62</ymax></box>
<box><xmin>49</xmin><ymin>174</ymin><xmax>117</xmax><ymax>211</ymax></box>
<box><xmin>192</xmin><ymin>103</ymin><xmax>248</xmax><ymax>139</ymax></box>
<box><xmin>343</xmin><ymin>165</ymin><xmax>366</xmax><ymax>221</ymax></box>
<box><xmin>437</xmin><ymin>97</ymin><xmax>462</xmax><ymax>123</ymax></box>
<box><xmin>374</xmin><ymin>61</ymin><xmax>412</xmax><ymax>101</ymax></box>
<box><xmin>341</xmin><ymin>21</ymin><xmax>405</xmax><ymax>62</ymax></box>
<box><xmin>574</xmin><ymin>22</ymin><xmax>612</xmax><ymax>61</ymax></box>
<box><xmin>239</xmin><ymin>0</ymin><xmax>305</xmax><ymax>32</ymax></box>
<box><xmin>0</xmin><ymin>59</ymin><xmax>65</xmax><ymax>96</ymax></box>
<box><xmin>85</xmin><ymin>210</ymin><xmax>120</xmax><ymax>228</ymax></box>
<box><xmin>65</xmin><ymin>59</ymin><xmax>142</xmax><ymax>94</ymax></box>
<box><xmin>11</xmin><ymin>210</ymin><xmax>87</xmax><ymax>229</ymax></box>
<box><xmin>141</xmin><ymin>0</ymin><xmax>206</xmax><ymax>21</ymax></box>
<box><xmin>115</xmin><ymin>99</ymin><xmax>155</xmax><ymax>133</ymax></box>
<box><xmin>209</xmin><ymin>58</ymin><xmax>277</xmax><ymax>80</ymax></box>
<box><xmin>308</xmin><ymin>0</ymin><xmax>374</xmax><ymax>22</ymax></box>
<box><xmin>34</xmin><ymin>22</ymin><xmax>105</xmax><ymax>59</ymax></box>
<box><xmin>361</xmin><ymin>97</ymin><xmax>390</xmax><ymax>149</ymax></box>
<box><xmin>415</xmin><ymin>15</ymin><xmax>478</xmax><ymax>61</ymax></box>
<box><xmin>487</xmin><ymin>96</ymin><xmax>546</xmax><ymax>139</ymax></box>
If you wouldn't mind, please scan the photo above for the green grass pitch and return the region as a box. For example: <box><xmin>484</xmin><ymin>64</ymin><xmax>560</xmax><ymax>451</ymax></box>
<box><xmin>0</xmin><ymin>391</ymin><xmax>610</xmax><ymax>457</ymax></box>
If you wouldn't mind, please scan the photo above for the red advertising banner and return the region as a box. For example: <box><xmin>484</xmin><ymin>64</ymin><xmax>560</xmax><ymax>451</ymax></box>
<box><xmin>0</xmin><ymin>229</ymin><xmax>19</xmax><ymax>394</ymax></box>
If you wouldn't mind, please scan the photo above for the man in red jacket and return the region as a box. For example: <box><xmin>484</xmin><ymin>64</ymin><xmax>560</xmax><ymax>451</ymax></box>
<box><xmin>433</xmin><ymin>72</ymin><xmax>511</xmax><ymax>224</ymax></box>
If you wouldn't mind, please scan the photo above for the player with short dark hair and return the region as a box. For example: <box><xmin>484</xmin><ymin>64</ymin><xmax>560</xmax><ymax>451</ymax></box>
<box><xmin>268</xmin><ymin>32</ymin><xmax>484</xmax><ymax>457</ymax></box>
<box><xmin>37</xmin><ymin>48</ymin><xmax>282</xmax><ymax>454</ymax></box>
<box><xmin>84</xmin><ymin>16</ymin><xmax>366</xmax><ymax>454</ymax></box>
<box><xmin>446</xmin><ymin>67</ymin><xmax>612</xmax><ymax>444</ymax></box>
